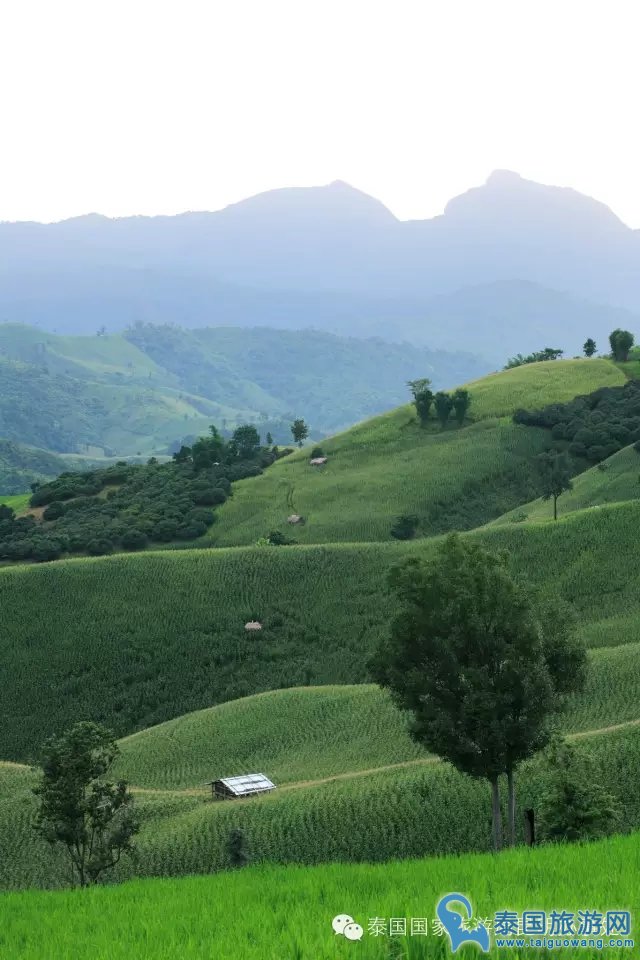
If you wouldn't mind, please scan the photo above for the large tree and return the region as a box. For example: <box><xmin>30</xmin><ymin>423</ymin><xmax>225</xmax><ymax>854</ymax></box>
<box><xmin>583</xmin><ymin>338</ymin><xmax>597</xmax><ymax>358</ymax></box>
<box><xmin>452</xmin><ymin>388</ymin><xmax>471</xmax><ymax>426</ymax></box>
<box><xmin>609</xmin><ymin>328</ymin><xmax>634</xmax><ymax>362</ymax></box>
<box><xmin>407</xmin><ymin>378</ymin><xmax>434</xmax><ymax>426</ymax></box>
<box><xmin>291</xmin><ymin>418</ymin><xmax>310</xmax><ymax>448</ymax></box>
<box><xmin>371</xmin><ymin>535</ymin><xmax>585</xmax><ymax>850</ymax></box>
<box><xmin>230</xmin><ymin>424</ymin><xmax>261</xmax><ymax>459</ymax></box>
<box><xmin>33</xmin><ymin>721</ymin><xmax>138</xmax><ymax>887</ymax></box>
<box><xmin>434</xmin><ymin>391</ymin><xmax>454</xmax><ymax>430</ymax></box>
<box><xmin>537</xmin><ymin>450</ymin><xmax>573</xmax><ymax>520</ymax></box>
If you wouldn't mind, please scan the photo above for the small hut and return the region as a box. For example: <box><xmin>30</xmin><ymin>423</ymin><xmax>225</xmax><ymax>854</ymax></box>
<box><xmin>207</xmin><ymin>773</ymin><xmax>276</xmax><ymax>801</ymax></box>
<box><xmin>287</xmin><ymin>514</ymin><xmax>305</xmax><ymax>525</ymax></box>
<box><xmin>309</xmin><ymin>457</ymin><xmax>328</xmax><ymax>466</ymax></box>
<box><xmin>244</xmin><ymin>620</ymin><xmax>262</xmax><ymax>632</ymax></box>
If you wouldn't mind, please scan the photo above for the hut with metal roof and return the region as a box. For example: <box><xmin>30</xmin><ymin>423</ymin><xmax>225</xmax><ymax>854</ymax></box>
<box><xmin>207</xmin><ymin>773</ymin><xmax>276</xmax><ymax>800</ymax></box>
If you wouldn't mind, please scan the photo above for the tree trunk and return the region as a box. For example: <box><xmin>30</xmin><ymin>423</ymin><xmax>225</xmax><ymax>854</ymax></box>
<box><xmin>553</xmin><ymin>495</ymin><xmax>558</xmax><ymax>521</ymax></box>
<box><xmin>507</xmin><ymin>769</ymin><xmax>516</xmax><ymax>846</ymax></box>
<box><xmin>490</xmin><ymin>777</ymin><xmax>503</xmax><ymax>851</ymax></box>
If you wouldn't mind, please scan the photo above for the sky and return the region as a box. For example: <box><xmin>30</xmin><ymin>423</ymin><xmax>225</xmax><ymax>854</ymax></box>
<box><xmin>1</xmin><ymin>0</ymin><xmax>639</xmax><ymax>225</ymax></box>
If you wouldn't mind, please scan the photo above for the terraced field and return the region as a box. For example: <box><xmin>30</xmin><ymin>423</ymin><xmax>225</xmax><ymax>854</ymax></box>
<box><xmin>3</xmin><ymin>684</ymin><xmax>640</xmax><ymax>892</ymax></box>
<box><xmin>4</xmin><ymin>497</ymin><xmax>640</xmax><ymax>759</ymax></box>
<box><xmin>4</xmin><ymin>355</ymin><xmax>640</xmax><ymax>939</ymax></box>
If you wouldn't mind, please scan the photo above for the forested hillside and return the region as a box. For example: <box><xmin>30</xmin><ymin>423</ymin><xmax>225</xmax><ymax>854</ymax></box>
<box><xmin>0</xmin><ymin>322</ymin><xmax>484</xmax><ymax>487</ymax></box>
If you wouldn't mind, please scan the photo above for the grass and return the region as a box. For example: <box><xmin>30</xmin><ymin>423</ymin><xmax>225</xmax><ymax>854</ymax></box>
<box><xmin>2</xmin><ymin>832</ymin><xmax>639</xmax><ymax>960</ymax></box>
<box><xmin>463</xmin><ymin>357</ymin><xmax>625</xmax><ymax>419</ymax></box>
<box><xmin>210</xmin><ymin>359</ymin><xmax>623</xmax><ymax>546</ymax></box>
<box><xmin>0</xmin><ymin>492</ymin><xmax>30</xmax><ymax>513</ymax></box>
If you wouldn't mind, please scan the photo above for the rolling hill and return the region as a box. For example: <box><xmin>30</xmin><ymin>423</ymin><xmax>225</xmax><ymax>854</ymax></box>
<box><xmin>0</xmin><ymin>322</ymin><xmax>484</xmax><ymax>481</ymax></box>
<box><xmin>4</xmin><ymin>352</ymin><xmax>640</xmax><ymax>935</ymax></box>
<box><xmin>208</xmin><ymin>358</ymin><xmax>626</xmax><ymax>545</ymax></box>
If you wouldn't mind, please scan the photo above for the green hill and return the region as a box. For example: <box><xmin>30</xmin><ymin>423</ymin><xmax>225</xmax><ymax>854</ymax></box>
<box><xmin>0</xmin><ymin>321</ymin><xmax>486</xmax><ymax>472</ymax></box>
<box><xmin>4</xmin><ymin>497</ymin><xmax>640</xmax><ymax>760</ymax></box>
<box><xmin>2</xmin><ymin>688</ymin><xmax>640</xmax><ymax>892</ymax></box>
<box><xmin>4</xmin><ymin>354</ymin><xmax>640</xmax><ymax>913</ymax></box>
<box><xmin>209</xmin><ymin>358</ymin><xmax>626</xmax><ymax>545</ymax></box>
<box><xmin>493</xmin><ymin>442</ymin><xmax>640</xmax><ymax>524</ymax></box>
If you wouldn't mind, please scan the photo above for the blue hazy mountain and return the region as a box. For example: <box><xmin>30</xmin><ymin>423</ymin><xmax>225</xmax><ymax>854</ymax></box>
<box><xmin>2</xmin><ymin>172</ymin><xmax>639</xmax><ymax>361</ymax></box>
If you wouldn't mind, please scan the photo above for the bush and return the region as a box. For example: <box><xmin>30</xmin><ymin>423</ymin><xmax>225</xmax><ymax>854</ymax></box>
<box><xmin>152</xmin><ymin>520</ymin><xmax>178</xmax><ymax>542</ymax></box>
<box><xmin>42</xmin><ymin>501</ymin><xmax>66</xmax><ymax>522</ymax></box>
<box><xmin>176</xmin><ymin>522</ymin><xmax>207</xmax><ymax>540</ymax></box>
<box><xmin>310</xmin><ymin>447</ymin><xmax>325</xmax><ymax>458</ymax></box>
<box><xmin>267</xmin><ymin>530</ymin><xmax>296</xmax><ymax>546</ymax></box>
<box><xmin>536</xmin><ymin>739</ymin><xmax>620</xmax><ymax>843</ymax></box>
<box><xmin>31</xmin><ymin>538</ymin><xmax>64</xmax><ymax>562</ymax></box>
<box><xmin>121</xmin><ymin>529</ymin><xmax>149</xmax><ymax>551</ymax></box>
<box><xmin>193</xmin><ymin>488</ymin><xmax>227</xmax><ymax>506</ymax></box>
<box><xmin>390</xmin><ymin>515</ymin><xmax>419</xmax><ymax>540</ymax></box>
<box><xmin>87</xmin><ymin>538</ymin><xmax>114</xmax><ymax>556</ymax></box>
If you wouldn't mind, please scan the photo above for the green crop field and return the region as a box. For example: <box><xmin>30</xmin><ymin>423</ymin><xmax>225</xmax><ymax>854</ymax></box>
<box><xmin>4</xmin><ymin>355</ymin><xmax>640</xmax><ymax>955</ymax></box>
<box><xmin>1</xmin><ymin>828</ymin><xmax>638</xmax><ymax>959</ymax></box>
<box><xmin>3</xmin><ymin>498</ymin><xmax>640</xmax><ymax>759</ymax></box>
<box><xmin>3</xmin><ymin>707</ymin><xmax>640</xmax><ymax>893</ymax></box>
<box><xmin>209</xmin><ymin>358</ymin><xmax>623</xmax><ymax>546</ymax></box>
<box><xmin>0</xmin><ymin>492</ymin><xmax>30</xmax><ymax>513</ymax></box>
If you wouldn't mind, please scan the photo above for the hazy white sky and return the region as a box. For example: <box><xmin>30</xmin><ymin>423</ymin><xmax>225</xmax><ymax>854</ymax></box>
<box><xmin>2</xmin><ymin>0</ymin><xmax>639</xmax><ymax>225</ymax></box>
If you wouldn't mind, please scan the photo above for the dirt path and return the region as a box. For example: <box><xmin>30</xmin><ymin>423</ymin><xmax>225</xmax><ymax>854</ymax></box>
<box><xmin>5</xmin><ymin>715</ymin><xmax>640</xmax><ymax>797</ymax></box>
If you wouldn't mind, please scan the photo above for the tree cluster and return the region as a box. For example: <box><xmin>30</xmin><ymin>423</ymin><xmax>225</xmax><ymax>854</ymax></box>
<box><xmin>408</xmin><ymin>379</ymin><xmax>471</xmax><ymax>429</ymax></box>
<box><xmin>0</xmin><ymin>424</ymin><xmax>285</xmax><ymax>562</ymax></box>
<box><xmin>505</xmin><ymin>347</ymin><xmax>563</xmax><ymax>369</ymax></box>
<box><xmin>609</xmin><ymin>328</ymin><xmax>634</xmax><ymax>362</ymax></box>
<box><xmin>514</xmin><ymin>379</ymin><xmax>640</xmax><ymax>463</ymax></box>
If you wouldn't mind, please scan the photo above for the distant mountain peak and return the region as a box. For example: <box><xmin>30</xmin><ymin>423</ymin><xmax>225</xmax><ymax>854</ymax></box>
<box><xmin>443</xmin><ymin>169</ymin><xmax>627</xmax><ymax>233</ymax></box>
<box><xmin>219</xmin><ymin>180</ymin><xmax>397</xmax><ymax>224</ymax></box>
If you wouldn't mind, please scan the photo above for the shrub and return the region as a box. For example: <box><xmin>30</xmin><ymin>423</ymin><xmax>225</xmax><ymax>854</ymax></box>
<box><xmin>310</xmin><ymin>447</ymin><xmax>325</xmax><ymax>459</ymax></box>
<box><xmin>390</xmin><ymin>515</ymin><xmax>419</xmax><ymax>540</ymax></box>
<box><xmin>121</xmin><ymin>529</ymin><xmax>149</xmax><ymax>551</ymax></box>
<box><xmin>42</xmin><ymin>501</ymin><xmax>66</xmax><ymax>521</ymax></box>
<box><xmin>152</xmin><ymin>520</ymin><xmax>178</xmax><ymax>542</ymax></box>
<box><xmin>87</xmin><ymin>538</ymin><xmax>114</xmax><ymax>556</ymax></box>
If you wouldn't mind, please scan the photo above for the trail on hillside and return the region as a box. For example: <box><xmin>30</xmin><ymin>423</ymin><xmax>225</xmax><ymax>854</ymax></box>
<box><xmin>5</xmin><ymin>716</ymin><xmax>640</xmax><ymax>796</ymax></box>
<box><xmin>128</xmin><ymin>716</ymin><xmax>640</xmax><ymax>798</ymax></box>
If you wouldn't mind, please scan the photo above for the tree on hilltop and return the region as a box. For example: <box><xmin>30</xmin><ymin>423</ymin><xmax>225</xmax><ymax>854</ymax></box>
<box><xmin>371</xmin><ymin>535</ymin><xmax>586</xmax><ymax>850</ymax></box>
<box><xmin>407</xmin><ymin>378</ymin><xmax>434</xmax><ymax>426</ymax></box>
<box><xmin>609</xmin><ymin>328</ymin><xmax>634</xmax><ymax>362</ymax></box>
<box><xmin>434</xmin><ymin>391</ymin><xmax>454</xmax><ymax>429</ymax></box>
<box><xmin>291</xmin><ymin>419</ymin><xmax>309</xmax><ymax>448</ymax></box>
<box><xmin>452</xmin><ymin>388</ymin><xmax>471</xmax><ymax>426</ymax></box>
<box><xmin>537</xmin><ymin>450</ymin><xmax>573</xmax><ymax>520</ymax></box>
<box><xmin>583</xmin><ymin>338</ymin><xmax>597</xmax><ymax>358</ymax></box>
<box><xmin>33</xmin><ymin>721</ymin><xmax>138</xmax><ymax>887</ymax></box>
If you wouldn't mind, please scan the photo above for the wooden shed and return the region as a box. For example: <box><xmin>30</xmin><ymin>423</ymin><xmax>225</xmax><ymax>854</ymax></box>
<box><xmin>207</xmin><ymin>773</ymin><xmax>276</xmax><ymax>801</ymax></box>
